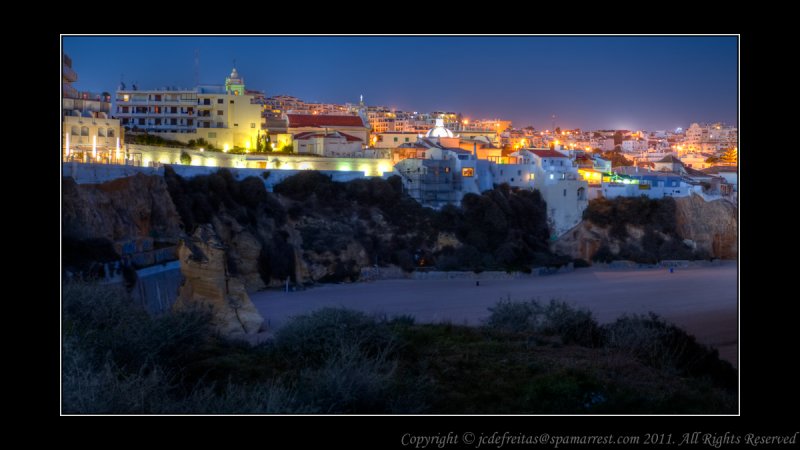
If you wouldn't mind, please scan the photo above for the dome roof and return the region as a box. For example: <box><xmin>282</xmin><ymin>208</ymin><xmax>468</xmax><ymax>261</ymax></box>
<box><xmin>425</xmin><ymin>118</ymin><xmax>454</xmax><ymax>138</ymax></box>
<box><xmin>230</xmin><ymin>68</ymin><xmax>239</xmax><ymax>79</ymax></box>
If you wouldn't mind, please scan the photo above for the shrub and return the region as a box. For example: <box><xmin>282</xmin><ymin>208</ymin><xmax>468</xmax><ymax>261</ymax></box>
<box><xmin>180</xmin><ymin>151</ymin><xmax>191</xmax><ymax>165</ymax></box>
<box><xmin>603</xmin><ymin>313</ymin><xmax>736</xmax><ymax>390</ymax></box>
<box><xmin>294</xmin><ymin>342</ymin><xmax>398</xmax><ymax>413</ymax></box>
<box><xmin>573</xmin><ymin>258</ymin><xmax>591</xmax><ymax>268</ymax></box>
<box><xmin>486</xmin><ymin>299</ymin><xmax>603</xmax><ymax>347</ymax></box>
<box><xmin>592</xmin><ymin>245</ymin><xmax>615</xmax><ymax>263</ymax></box>
<box><xmin>272</xmin><ymin>308</ymin><xmax>396</xmax><ymax>367</ymax></box>
<box><xmin>63</xmin><ymin>282</ymin><xmax>212</xmax><ymax>373</ymax></box>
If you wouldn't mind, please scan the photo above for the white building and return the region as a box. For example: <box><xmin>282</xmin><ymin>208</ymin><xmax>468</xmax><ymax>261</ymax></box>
<box><xmin>293</xmin><ymin>131</ymin><xmax>364</xmax><ymax>157</ymax></box>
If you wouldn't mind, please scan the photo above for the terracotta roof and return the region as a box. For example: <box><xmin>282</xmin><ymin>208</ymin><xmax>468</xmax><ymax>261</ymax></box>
<box><xmin>529</xmin><ymin>149</ymin><xmax>569</xmax><ymax>158</ymax></box>
<box><xmin>287</xmin><ymin>114</ymin><xmax>365</xmax><ymax>128</ymax></box>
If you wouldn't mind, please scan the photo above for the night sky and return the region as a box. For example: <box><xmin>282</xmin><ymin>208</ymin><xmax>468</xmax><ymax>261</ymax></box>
<box><xmin>63</xmin><ymin>35</ymin><xmax>737</xmax><ymax>131</ymax></box>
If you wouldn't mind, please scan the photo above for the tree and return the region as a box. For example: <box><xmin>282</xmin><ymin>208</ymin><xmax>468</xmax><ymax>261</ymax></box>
<box><xmin>180</xmin><ymin>151</ymin><xmax>191</xmax><ymax>165</ymax></box>
<box><xmin>600</xmin><ymin>151</ymin><xmax>633</xmax><ymax>167</ymax></box>
<box><xmin>720</xmin><ymin>147</ymin><xmax>737</xmax><ymax>165</ymax></box>
<box><xmin>705</xmin><ymin>155</ymin><xmax>720</xmax><ymax>164</ymax></box>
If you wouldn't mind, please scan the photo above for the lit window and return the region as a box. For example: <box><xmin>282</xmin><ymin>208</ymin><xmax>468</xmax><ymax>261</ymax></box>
<box><xmin>462</xmin><ymin>167</ymin><xmax>474</xmax><ymax>177</ymax></box>
<box><xmin>217</xmin><ymin>99</ymin><xmax>223</xmax><ymax>104</ymax></box>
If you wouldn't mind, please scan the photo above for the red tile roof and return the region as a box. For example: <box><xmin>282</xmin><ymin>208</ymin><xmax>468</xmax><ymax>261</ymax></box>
<box><xmin>287</xmin><ymin>114</ymin><xmax>365</xmax><ymax>128</ymax></box>
<box><xmin>529</xmin><ymin>149</ymin><xmax>568</xmax><ymax>158</ymax></box>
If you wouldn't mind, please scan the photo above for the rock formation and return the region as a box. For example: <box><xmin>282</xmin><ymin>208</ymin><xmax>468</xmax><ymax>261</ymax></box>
<box><xmin>674</xmin><ymin>195</ymin><xmax>737</xmax><ymax>259</ymax></box>
<box><xmin>173</xmin><ymin>224</ymin><xmax>265</xmax><ymax>336</ymax></box>
<box><xmin>555</xmin><ymin>194</ymin><xmax>737</xmax><ymax>261</ymax></box>
<box><xmin>62</xmin><ymin>173</ymin><xmax>182</xmax><ymax>243</ymax></box>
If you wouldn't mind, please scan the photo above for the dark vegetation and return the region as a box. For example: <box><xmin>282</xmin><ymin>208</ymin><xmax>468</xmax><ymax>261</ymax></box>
<box><xmin>164</xmin><ymin>169</ymin><xmax>572</xmax><ymax>284</ymax></box>
<box><xmin>63</xmin><ymin>284</ymin><xmax>736</xmax><ymax>414</ymax></box>
<box><xmin>583</xmin><ymin>197</ymin><xmax>711</xmax><ymax>264</ymax></box>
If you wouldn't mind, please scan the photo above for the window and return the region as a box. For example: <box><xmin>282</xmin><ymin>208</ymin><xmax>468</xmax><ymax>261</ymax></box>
<box><xmin>217</xmin><ymin>110</ymin><xmax>223</xmax><ymax>116</ymax></box>
<box><xmin>230</xmin><ymin>100</ymin><xmax>234</xmax><ymax>104</ymax></box>
<box><xmin>462</xmin><ymin>167</ymin><xmax>474</xmax><ymax>177</ymax></box>
<box><xmin>393</xmin><ymin>137</ymin><xmax>398</xmax><ymax>142</ymax></box>
<box><xmin>563</xmin><ymin>189</ymin><xmax>567</xmax><ymax>197</ymax></box>
<box><xmin>250</xmin><ymin>123</ymin><xmax>255</xmax><ymax>128</ymax></box>
<box><xmin>71</xmin><ymin>125</ymin><xmax>79</xmax><ymax>136</ymax></box>
<box><xmin>203</xmin><ymin>99</ymin><xmax>211</xmax><ymax>105</ymax></box>
<box><xmin>187</xmin><ymin>119</ymin><xmax>193</xmax><ymax>126</ymax></box>
<box><xmin>108</xmin><ymin>128</ymin><xmax>115</xmax><ymax>137</ymax></box>
<box><xmin>217</xmin><ymin>99</ymin><xmax>223</xmax><ymax>104</ymax></box>
<box><xmin>529</xmin><ymin>173</ymin><xmax>535</xmax><ymax>181</ymax></box>
<box><xmin>154</xmin><ymin>118</ymin><xmax>161</xmax><ymax>125</ymax></box>
<box><xmin>216</xmin><ymin>122</ymin><xmax>223</xmax><ymax>128</ymax></box>
<box><xmin>208</xmin><ymin>132</ymin><xmax>217</xmax><ymax>138</ymax></box>
<box><xmin>405</xmin><ymin>137</ymin><xmax>410</xmax><ymax>142</ymax></box>
<box><xmin>518</xmin><ymin>170</ymin><xmax>522</xmax><ymax>176</ymax></box>
<box><xmin>234</xmin><ymin>123</ymin><xmax>238</xmax><ymax>127</ymax></box>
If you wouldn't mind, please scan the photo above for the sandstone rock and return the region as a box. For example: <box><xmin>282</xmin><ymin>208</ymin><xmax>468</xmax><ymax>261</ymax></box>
<box><xmin>62</xmin><ymin>174</ymin><xmax>182</xmax><ymax>243</ymax></box>
<box><xmin>174</xmin><ymin>224</ymin><xmax>265</xmax><ymax>336</ymax></box>
<box><xmin>674</xmin><ymin>195</ymin><xmax>737</xmax><ymax>259</ymax></box>
<box><xmin>554</xmin><ymin>193</ymin><xmax>737</xmax><ymax>261</ymax></box>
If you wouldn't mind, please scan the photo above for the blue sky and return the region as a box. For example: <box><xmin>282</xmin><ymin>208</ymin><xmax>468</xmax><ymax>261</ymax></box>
<box><xmin>63</xmin><ymin>35</ymin><xmax>737</xmax><ymax>130</ymax></box>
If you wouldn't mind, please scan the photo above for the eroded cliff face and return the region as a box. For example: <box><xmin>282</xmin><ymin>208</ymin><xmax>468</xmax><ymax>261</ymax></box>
<box><xmin>555</xmin><ymin>195</ymin><xmax>737</xmax><ymax>262</ymax></box>
<box><xmin>674</xmin><ymin>195</ymin><xmax>738</xmax><ymax>259</ymax></box>
<box><xmin>62</xmin><ymin>174</ymin><xmax>182</xmax><ymax>243</ymax></box>
<box><xmin>173</xmin><ymin>225</ymin><xmax>264</xmax><ymax>336</ymax></box>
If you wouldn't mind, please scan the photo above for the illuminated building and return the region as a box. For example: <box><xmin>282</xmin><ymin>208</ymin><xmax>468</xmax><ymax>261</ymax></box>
<box><xmin>62</xmin><ymin>53</ymin><xmax>123</xmax><ymax>163</ymax></box>
<box><xmin>115</xmin><ymin>68</ymin><xmax>262</xmax><ymax>151</ymax></box>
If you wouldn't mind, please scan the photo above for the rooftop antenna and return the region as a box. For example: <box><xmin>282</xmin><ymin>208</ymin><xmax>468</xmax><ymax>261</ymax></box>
<box><xmin>551</xmin><ymin>113</ymin><xmax>556</xmax><ymax>132</ymax></box>
<box><xmin>194</xmin><ymin>49</ymin><xmax>199</xmax><ymax>86</ymax></box>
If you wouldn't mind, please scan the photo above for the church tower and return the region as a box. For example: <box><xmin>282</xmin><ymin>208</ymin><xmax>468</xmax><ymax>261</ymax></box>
<box><xmin>225</xmin><ymin>66</ymin><xmax>245</xmax><ymax>96</ymax></box>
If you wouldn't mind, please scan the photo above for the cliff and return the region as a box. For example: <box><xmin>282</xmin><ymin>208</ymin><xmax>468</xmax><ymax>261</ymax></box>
<box><xmin>554</xmin><ymin>194</ymin><xmax>737</xmax><ymax>262</ymax></box>
<box><xmin>674</xmin><ymin>195</ymin><xmax>738</xmax><ymax>259</ymax></box>
<box><xmin>62</xmin><ymin>173</ymin><xmax>182</xmax><ymax>243</ymax></box>
<box><xmin>62</xmin><ymin>174</ymin><xmax>183</xmax><ymax>270</ymax></box>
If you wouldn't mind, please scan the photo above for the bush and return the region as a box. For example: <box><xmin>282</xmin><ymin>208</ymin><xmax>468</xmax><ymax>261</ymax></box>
<box><xmin>273</xmin><ymin>308</ymin><xmax>396</xmax><ymax>367</ymax></box>
<box><xmin>603</xmin><ymin>313</ymin><xmax>736</xmax><ymax>390</ymax></box>
<box><xmin>180</xmin><ymin>151</ymin><xmax>191</xmax><ymax>165</ymax></box>
<box><xmin>486</xmin><ymin>299</ymin><xmax>602</xmax><ymax>347</ymax></box>
<box><xmin>592</xmin><ymin>245</ymin><xmax>614</xmax><ymax>263</ymax></box>
<box><xmin>63</xmin><ymin>282</ymin><xmax>212</xmax><ymax>374</ymax></box>
<box><xmin>573</xmin><ymin>258</ymin><xmax>591</xmax><ymax>268</ymax></box>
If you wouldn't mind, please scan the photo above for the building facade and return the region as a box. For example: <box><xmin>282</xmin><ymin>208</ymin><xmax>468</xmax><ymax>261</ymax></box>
<box><xmin>62</xmin><ymin>53</ymin><xmax>123</xmax><ymax>163</ymax></box>
<box><xmin>115</xmin><ymin>68</ymin><xmax>262</xmax><ymax>151</ymax></box>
